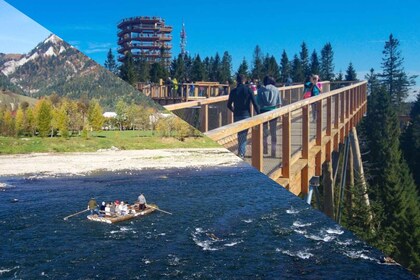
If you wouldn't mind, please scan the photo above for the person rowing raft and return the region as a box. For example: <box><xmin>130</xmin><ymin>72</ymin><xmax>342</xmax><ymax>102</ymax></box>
<box><xmin>87</xmin><ymin>198</ymin><xmax>99</xmax><ymax>215</ymax></box>
<box><xmin>138</xmin><ymin>193</ymin><xmax>147</xmax><ymax>211</ymax></box>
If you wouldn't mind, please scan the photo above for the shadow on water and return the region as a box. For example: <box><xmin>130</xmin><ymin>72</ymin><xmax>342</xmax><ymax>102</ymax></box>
<box><xmin>0</xmin><ymin>164</ymin><xmax>416</xmax><ymax>279</ymax></box>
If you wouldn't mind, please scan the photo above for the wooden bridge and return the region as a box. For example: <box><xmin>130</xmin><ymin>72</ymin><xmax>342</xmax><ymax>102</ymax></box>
<box><xmin>164</xmin><ymin>81</ymin><xmax>367</xmax><ymax>196</ymax></box>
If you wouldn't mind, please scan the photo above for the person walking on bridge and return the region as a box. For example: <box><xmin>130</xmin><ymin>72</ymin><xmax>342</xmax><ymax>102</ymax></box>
<box><xmin>227</xmin><ymin>74</ymin><xmax>260</xmax><ymax>158</ymax></box>
<box><xmin>257</xmin><ymin>75</ymin><xmax>282</xmax><ymax>157</ymax></box>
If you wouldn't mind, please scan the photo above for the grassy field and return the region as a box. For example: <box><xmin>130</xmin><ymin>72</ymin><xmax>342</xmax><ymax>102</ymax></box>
<box><xmin>0</xmin><ymin>130</ymin><xmax>220</xmax><ymax>154</ymax></box>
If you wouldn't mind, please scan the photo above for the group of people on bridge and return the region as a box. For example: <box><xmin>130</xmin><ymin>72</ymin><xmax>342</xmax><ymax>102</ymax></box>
<box><xmin>87</xmin><ymin>194</ymin><xmax>147</xmax><ymax>217</ymax></box>
<box><xmin>227</xmin><ymin>74</ymin><xmax>322</xmax><ymax>158</ymax></box>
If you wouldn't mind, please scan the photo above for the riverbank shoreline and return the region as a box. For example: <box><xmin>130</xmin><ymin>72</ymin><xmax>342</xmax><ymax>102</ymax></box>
<box><xmin>0</xmin><ymin>148</ymin><xmax>241</xmax><ymax>177</ymax></box>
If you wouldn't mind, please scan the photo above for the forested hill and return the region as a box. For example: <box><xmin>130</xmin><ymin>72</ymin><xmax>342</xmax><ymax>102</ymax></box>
<box><xmin>0</xmin><ymin>34</ymin><xmax>160</xmax><ymax>111</ymax></box>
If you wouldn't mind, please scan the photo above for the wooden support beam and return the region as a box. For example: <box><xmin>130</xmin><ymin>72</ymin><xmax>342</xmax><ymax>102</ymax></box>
<box><xmin>200</xmin><ymin>104</ymin><xmax>209</xmax><ymax>132</ymax></box>
<box><xmin>252</xmin><ymin>124</ymin><xmax>263</xmax><ymax>171</ymax></box>
<box><xmin>282</xmin><ymin>112</ymin><xmax>291</xmax><ymax>178</ymax></box>
<box><xmin>322</xmin><ymin>161</ymin><xmax>334</xmax><ymax>219</ymax></box>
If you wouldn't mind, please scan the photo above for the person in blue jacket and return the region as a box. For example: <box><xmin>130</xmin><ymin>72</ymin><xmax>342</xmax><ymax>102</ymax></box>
<box><xmin>227</xmin><ymin>74</ymin><xmax>260</xmax><ymax>158</ymax></box>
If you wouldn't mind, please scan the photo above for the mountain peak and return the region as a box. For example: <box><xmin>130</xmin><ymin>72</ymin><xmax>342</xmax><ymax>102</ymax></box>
<box><xmin>43</xmin><ymin>34</ymin><xmax>63</xmax><ymax>45</ymax></box>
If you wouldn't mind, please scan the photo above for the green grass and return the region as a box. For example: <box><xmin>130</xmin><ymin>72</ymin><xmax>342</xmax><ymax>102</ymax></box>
<box><xmin>0</xmin><ymin>130</ymin><xmax>220</xmax><ymax>154</ymax></box>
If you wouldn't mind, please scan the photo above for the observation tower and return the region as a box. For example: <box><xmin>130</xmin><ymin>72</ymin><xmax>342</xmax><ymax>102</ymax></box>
<box><xmin>117</xmin><ymin>16</ymin><xmax>173</xmax><ymax>67</ymax></box>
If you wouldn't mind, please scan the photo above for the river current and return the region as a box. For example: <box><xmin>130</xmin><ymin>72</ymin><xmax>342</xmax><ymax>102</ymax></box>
<box><xmin>0</xmin><ymin>164</ymin><xmax>416</xmax><ymax>279</ymax></box>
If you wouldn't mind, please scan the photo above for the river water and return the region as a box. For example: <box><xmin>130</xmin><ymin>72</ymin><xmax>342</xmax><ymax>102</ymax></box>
<box><xmin>0</xmin><ymin>164</ymin><xmax>416</xmax><ymax>279</ymax></box>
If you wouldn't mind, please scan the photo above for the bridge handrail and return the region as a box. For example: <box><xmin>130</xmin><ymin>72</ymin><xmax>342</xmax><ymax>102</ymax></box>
<box><xmin>205</xmin><ymin>81</ymin><xmax>367</xmax><ymax>141</ymax></box>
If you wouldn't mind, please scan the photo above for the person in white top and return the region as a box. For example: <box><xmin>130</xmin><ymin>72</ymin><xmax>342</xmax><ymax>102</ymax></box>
<box><xmin>138</xmin><ymin>194</ymin><xmax>147</xmax><ymax>211</ymax></box>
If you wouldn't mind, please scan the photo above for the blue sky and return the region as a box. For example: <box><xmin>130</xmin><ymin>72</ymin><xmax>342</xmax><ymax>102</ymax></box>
<box><xmin>1</xmin><ymin>0</ymin><xmax>419</xmax><ymax>99</ymax></box>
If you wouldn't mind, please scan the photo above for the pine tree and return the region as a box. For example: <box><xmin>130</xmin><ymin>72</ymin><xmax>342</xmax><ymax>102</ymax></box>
<box><xmin>401</xmin><ymin>93</ymin><xmax>420</xmax><ymax>190</ymax></box>
<box><xmin>211</xmin><ymin>53</ymin><xmax>221</xmax><ymax>82</ymax></box>
<box><xmin>335</xmin><ymin>71</ymin><xmax>343</xmax><ymax>82</ymax></box>
<box><xmin>251</xmin><ymin>45</ymin><xmax>264</xmax><ymax>81</ymax></box>
<box><xmin>263</xmin><ymin>55</ymin><xmax>280</xmax><ymax>82</ymax></box>
<box><xmin>365</xmin><ymin>85</ymin><xmax>420</xmax><ymax>273</ymax></box>
<box><xmin>104</xmin><ymin>49</ymin><xmax>118</xmax><ymax>75</ymax></box>
<box><xmin>191</xmin><ymin>55</ymin><xmax>205</xmax><ymax>82</ymax></box>
<box><xmin>300</xmin><ymin>42</ymin><xmax>310</xmax><ymax>77</ymax></box>
<box><xmin>236</xmin><ymin>58</ymin><xmax>249</xmax><ymax>77</ymax></box>
<box><xmin>149</xmin><ymin>62</ymin><xmax>165</xmax><ymax>83</ymax></box>
<box><xmin>320</xmin><ymin>42</ymin><xmax>335</xmax><ymax>81</ymax></box>
<box><xmin>310</xmin><ymin>50</ymin><xmax>320</xmax><ymax>76</ymax></box>
<box><xmin>136</xmin><ymin>55</ymin><xmax>150</xmax><ymax>82</ymax></box>
<box><xmin>220</xmin><ymin>51</ymin><xmax>232</xmax><ymax>84</ymax></box>
<box><xmin>119</xmin><ymin>52</ymin><xmax>137</xmax><ymax>86</ymax></box>
<box><xmin>291</xmin><ymin>55</ymin><xmax>304</xmax><ymax>83</ymax></box>
<box><xmin>379</xmin><ymin>34</ymin><xmax>417</xmax><ymax>113</ymax></box>
<box><xmin>345</xmin><ymin>62</ymin><xmax>358</xmax><ymax>81</ymax></box>
<box><xmin>279</xmin><ymin>50</ymin><xmax>291</xmax><ymax>83</ymax></box>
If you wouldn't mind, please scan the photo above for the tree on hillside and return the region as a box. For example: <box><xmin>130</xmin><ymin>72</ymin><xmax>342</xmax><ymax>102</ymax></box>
<box><xmin>345</xmin><ymin>62</ymin><xmax>358</xmax><ymax>81</ymax></box>
<box><xmin>236</xmin><ymin>58</ymin><xmax>249</xmax><ymax>77</ymax></box>
<box><xmin>104</xmin><ymin>49</ymin><xmax>118</xmax><ymax>75</ymax></box>
<box><xmin>365</xmin><ymin>84</ymin><xmax>420</xmax><ymax>273</ymax></box>
<box><xmin>251</xmin><ymin>45</ymin><xmax>264</xmax><ymax>81</ymax></box>
<box><xmin>320</xmin><ymin>42</ymin><xmax>335</xmax><ymax>81</ymax></box>
<box><xmin>279</xmin><ymin>50</ymin><xmax>291</xmax><ymax>83</ymax></box>
<box><xmin>310</xmin><ymin>50</ymin><xmax>320</xmax><ymax>76</ymax></box>
<box><xmin>379</xmin><ymin>34</ymin><xmax>417</xmax><ymax>113</ymax></box>
<box><xmin>300</xmin><ymin>42</ymin><xmax>310</xmax><ymax>78</ymax></box>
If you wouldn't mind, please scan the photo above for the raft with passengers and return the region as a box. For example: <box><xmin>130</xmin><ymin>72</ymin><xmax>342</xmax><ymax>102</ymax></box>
<box><xmin>86</xmin><ymin>193</ymin><xmax>160</xmax><ymax>224</ymax></box>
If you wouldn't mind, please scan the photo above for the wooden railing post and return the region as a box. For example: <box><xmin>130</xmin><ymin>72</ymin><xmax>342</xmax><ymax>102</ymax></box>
<box><xmin>252</xmin><ymin>124</ymin><xmax>263</xmax><ymax>171</ymax></box>
<box><xmin>302</xmin><ymin>105</ymin><xmax>310</xmax><ymax>194</ymax></box>
<box><xmin>316</xmin><ymin>100</ymin><xmax>323</xmax><ymax>146</ymax></box>
<box><xmin>200</xmin><ymin>104</ymin><xmax>209</xmax><ymax>132</ymax></box>
<box><xmin>326</xmin><ymin>97</ymin><xmax>332</xmax><ymax>136</ymax></box>
<box><xmin>282</xmin><ymin>112</ymin><xmax>291</xmax><ymax>178</ymax></box>
<box><xmin>302</xmin><ymin>106</ymin><xmax>309</xmax><ymax>159</ymax></box>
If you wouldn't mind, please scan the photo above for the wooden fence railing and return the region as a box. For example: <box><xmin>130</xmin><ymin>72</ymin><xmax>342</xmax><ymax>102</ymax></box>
<box><xmin>138</xmin><ymin>82</ymin><xmax>230</xmax><ymax>102</ymax></box>
<box><xmin>203</xmin><ymin>81</ymin><xmax>367</xmax><ymax>195</ymax></box>
<box><xmin>165</xmin><ymin>82</ymin><xmax>331</xmax><ymax>133</ymax></box>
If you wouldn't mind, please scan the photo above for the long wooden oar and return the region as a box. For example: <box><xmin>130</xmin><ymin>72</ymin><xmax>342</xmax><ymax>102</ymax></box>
<box><xmin>63</xmin><ymin>209</ymin><xmax>89</xmax><ymax>220</ymax></box>
<box><xmin>146</xmin><ymin>204</ymin><xmax>172</xmax><ymax>215</ymax></box>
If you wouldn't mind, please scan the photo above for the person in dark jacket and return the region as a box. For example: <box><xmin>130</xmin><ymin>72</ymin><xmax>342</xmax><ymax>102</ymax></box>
<box><xmin>87</xmin><ymin>198</ymin><xmax>99</xmax><ymax>215</ymax></box>
<box><xmin>227</xmin><ymin>74</ymin><xmax>260</xmax><ymax>158</ymax></box>
<box><xmin>257</xmin><ymin>76</ymin><xmax>281</xmax><ymax>157</ymax></box>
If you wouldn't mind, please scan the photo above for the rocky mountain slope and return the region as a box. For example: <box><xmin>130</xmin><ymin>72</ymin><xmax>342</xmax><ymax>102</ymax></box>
<box><xmin>0</xmin><ymin>34</ymin><xmax>159</xmax><ymax>110</ymax></box>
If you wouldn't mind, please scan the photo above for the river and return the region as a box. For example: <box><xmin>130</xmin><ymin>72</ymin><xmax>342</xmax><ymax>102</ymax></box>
<box><xmin>0</xmin><ymin>163</ymin><xmax>416</xmax><ymax>279</ymax></box>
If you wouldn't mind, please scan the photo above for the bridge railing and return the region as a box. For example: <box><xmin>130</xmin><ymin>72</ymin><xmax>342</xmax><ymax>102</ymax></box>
<box><xmin>203</xmin><ymin>81</ymin><xmax>367</xmax><ymax>195</ymax></box>
<box><xmin>164</xmin><ymin>82</ymin><xmax>330</xmax><ymax>132</ymax></box>
<box><xmin>138</xmin><ymin>82</ymin><xmax>230</xmax><ymax>103</ymax></box>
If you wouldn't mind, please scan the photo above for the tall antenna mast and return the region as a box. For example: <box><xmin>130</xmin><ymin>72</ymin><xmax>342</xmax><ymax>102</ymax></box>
<box><xmin>180</xmin><ymin>21</ymin><xmax>187</xmax><ymax>56</ymax></box>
